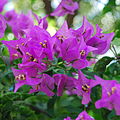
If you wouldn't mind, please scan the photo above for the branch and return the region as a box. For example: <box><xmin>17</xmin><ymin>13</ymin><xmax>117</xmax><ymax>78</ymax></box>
<box><xmin>24</xmin><ymin>103</ymin><xmax>52</xmax><ymax>118</ymax></box>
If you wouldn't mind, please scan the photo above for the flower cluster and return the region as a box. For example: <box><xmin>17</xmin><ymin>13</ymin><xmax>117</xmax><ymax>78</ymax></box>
<box><xmin>2</xmin><ymin>13</ymin><xmax>119</xmax><ymax>116</ymax></box>
<box><xmin>1</xmin><ymin>0</ymin><xmax>120</xmax><ymax>119</ymax></box>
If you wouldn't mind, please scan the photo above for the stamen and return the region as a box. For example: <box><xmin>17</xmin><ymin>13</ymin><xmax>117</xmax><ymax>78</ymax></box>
<box><xmin>80</xmin><ymin>50</ymin><xmax>86</xmax><ymax>56</ymax></box>
<box><xmin>82</xmin><ymin>29</ymin><xmax>86</xmax><ymax>35</ymax></box>
<box><xmin>40</xmin><ymin>42</ymin><xmax>43</xmax><ymax>45</ymax></box>
<box><xmin>35</xmin><ymin>85</ymin><xmax>40</xmax><ymax>90</ymax></box>
<box><xmin>107</xmin><ymin>92</ymin><xmax>111</xmax><ymax>97</ymax></box>
<box><xmin>21</xmin><ymin>43</ymin><xmax>25</xmax><ymax>46</ymax></box>
<box><xmin>15</xmin><ymin>76</ymin><xmax>19</xmax><ymax>80</ymax></box>
<box><xmin>26</xmin><ymin>52</ymin><xmax>32</xmax><ymax>56</ymax></box>
<box><xmin>16</xmin><ymin>44</ymin><xmax>19</xmax><ymax>47</ymax></box>
<box><xmin>16</xmin><ymin>46</ymin><xmax>23</xmax><ymax>55</ymax></box>
<box><xmin>82</xmin><ymin>84</ymin><xmax>90</xmax><ymax>92</ymax></box>
<box><xmin>42</xmin><ymin>43</ymin><xmax>47</xmax><ymax>48</ymax></box>
<box><xmin>13</xmin><ymin>53</ymin><xmax>18</xmax><ymax>57</ymax></box>
<box><xmin>99</xmin><ymin>35</ymin><xmax>104</xmax><ymax>39</ymax></box>
<box><xmin>112</xmin><ymin>87</ymin><xmax>116</xmax><ymax>94</ymax></box>
<box><xmin>33</xmin><ymin>58</ymin><xmax>38</xmax><ymax>62</ymax></box>
<box><xmin>29</xmin><ymin>56</ymin><xmax>34</xmax><ymax>61</ymax></box>
<box><xmin>44</xmin><ymin>40</ymin><xmax>47</xmax><ymax>43</ymax></box>
<box><xmin>15</xmin><ymin>74</ymin><xmax>26</xmax><ymax>80</ymax></box>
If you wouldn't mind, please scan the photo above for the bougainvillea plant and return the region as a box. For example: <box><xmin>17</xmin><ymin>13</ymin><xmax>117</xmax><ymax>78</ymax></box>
<box><xmin>1</xmin><ymin>0</ymin><xmax>120</xmax><ymax>120</ymax></box>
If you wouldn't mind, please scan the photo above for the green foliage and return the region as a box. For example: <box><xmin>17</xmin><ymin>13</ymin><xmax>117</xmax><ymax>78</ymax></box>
<box><xmin>94</xmin><ymin>56</ymin><xmax>114</xmax><ymax>77</ymax></box>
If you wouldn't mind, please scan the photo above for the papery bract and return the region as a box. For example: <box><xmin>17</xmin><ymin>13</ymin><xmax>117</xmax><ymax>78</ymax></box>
<box><xmin>2</xmin><ymin>38</ymin><xmax>28</xmax><ymax>61</ymax></box>
<box><xmin>74</xmin><ymin>71</ymin><xmax>99</xmax><ymax>104</ymax></box>
<box><xmin>76</xmin><ymin>111</ymin><xmax>95</xmax><ymax>120</ymax></box>
<box><xmin>0</xmin><ymin>0</ymin><xmax>7</xmax><ymax>12</ymax></box>
<box><xmin>95</xmin><ymin>76</ymin><xmax>120</xmax><ymax>115</ymax></box>
<box><xmin>5</xmin><ymin>10</ymin><xmax>34</xmax><ymax>38</ymax></box>
<box><xmin>12</xmin><ymin>68</ymin><xmax>41</xmax><ymax>92</ymax></box>
<box><xmin>53</xmin><ymin>74</ymin><xmax>76</xmax><ymax>96</ymax></box>
<box><xmin>0</xmin><ymin>15</ymin><xmax>6</xmax><ymax>38</ymax></box>
<box><xmin>12</xmin><ymin>12</ymin><xmax>34</xmax><ymax>38</ymax></box>
<box><xmin>86</xmin><ymin>24</ymin><xmax>114</xmax><ymax>54</ymax></box>
<box><xmin>52</xmin><ymin>21</ymin><xmax>72</xmax><ymax>56</ymax></box>
<box><xmin>64</xmin><ymin>117</ymin><xmax>71</xmax><ymax>120</ymax></box>
<box><xmin>72</xmin><ymin>16</ymin><xmax>94</xmax><ymax>41</ymax></box>
<box><xmin>26</xmin><ymin>26</ymin><xmax>53</xmax><ymax>60</ymax></box>
<box><xmin>29</xmin><ymin>74</ymin><xmax>55</xmax><ymax>96</ymax></box>
<box><xmin>4</xmin><ymin>10</ymin><xmax>18</xmax><ymax>26</ymax></box>
<box><xmin>33</xmin><ymin>13</ymin><xmax>48</xmax><ymax>29</ymax></box>
<box><xmin>60</xmin><ymin>37</ymin><xmax>97</xmax><ymax>69</ymax></box>
<box><xmin>51</xmin><ymin>0</ymin><xmax>79</xmax><ymax>16</ymax></box>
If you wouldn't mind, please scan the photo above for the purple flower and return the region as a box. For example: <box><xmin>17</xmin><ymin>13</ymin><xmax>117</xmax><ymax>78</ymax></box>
<box><xmin>26</xmin><ymin>26</ymin><xmax>53</xmax><ymax>60</ymax></box>
<box><xmin>12</xmin><ymin>12</ymin><xmax>34</xmax><ymax>38</ymax></box>
<box><xmin>4</xmin><ymin>11</ymin><xmax>34</xmax><ymax>38</ymax></box>
<box><xmin>72</xmin><ymin>16</ymin><xmax>94</xmax><ymax>41</ymax></box>
<box><xmin>0</xmin><ymin>0</ymin><xmax>7</xmax><ymax>12</ymax></box>
<box><xmin>60</xmin><ymin>37</ymin><xmax>96</xmax><ymax>69</ymax></box>
<box><xmin>12</xmin><ymin>68</ymin><xmax>41</xmax><ymax>92</ymax></box>
<box><xmin>29</xmin><ymin>74</ymin><xmax>54</xmax><ymax>96</ymax></box>
<box><xmin>4</xmin><ymin>10</ymin><xmax>18</xmax><ymax>26</ymax></box>
<box><xmin>53</xmin><ymin>74</ymin><xmax>76</xmax><ymax>96</ymax></box>
<box><xmin>52</xmin><ymin>21</ymin><xmax>72</xmax><ymax>56</ymax></box>
<box><xmin>18</xmin><ymin>62</ymin><xmax>47</xmax><ymax>73</ymax></box>
<box><xmin>74</xmin><ymin>71</ymin><xmax>99</xmax><ymax>104</ymax></box>
<box><xmin>33</xmin><ymin>13</ymin><xmax>48</xmax><ymax>29</ymax></box>
<box><xmin>17</xmin><ymin>45</ymin><xmax>47</xmax><ymax>72</ymax></box>
<box><xmin>0</xmin><ymin>15</ymin><xmax>6</xmax><ymax>38</ymax></box>
<box><xmin>64</xmin><ymin>111</ymin><xmax>95</xmax><ymax>120</ymax></box>
<box><xmin>2</xmin><ymin>38</ymin><xmax>28</xmax><ymax>61</ymax></box>
<box><xmin>86</xmin><ymin>24</ymin><xmax>114</xmax><ymax>54</ymax></box>
<box><xmin>75</xmin><ymin>111</ymin><xmax>94</xmax><ymax>120</ymax></box>
<box><xmin>52</xmin><ymin>20</ymin><xmax>96</xmax><ymax>69</ymax></box>
<box><xmin>95</xmin><ymin>76</ymin><xmax>120</xmax><ymax>115</ymax></box>
<box><xmin>51</xmin><ymin>0</ymin><xmax>79</xmax><ymax>16</ymax></box>
<box><xmin>64</xmin><ymin>117</ymin><xmax>71</xmax><ymax>120</ymax></box>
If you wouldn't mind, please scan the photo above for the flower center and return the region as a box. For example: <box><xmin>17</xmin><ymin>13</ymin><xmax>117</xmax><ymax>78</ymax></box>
<box><xmin>15</xmin><ymin>74</ymin><xmax>26</xmax><ymax>80</ymax></box>
<box><xmin>56</xmin><ymin>35</ymin><xmax>66</xmax><ymax>43</ymax></box>
<box><xmin>82</xmin><ymin>29</ymin><xmax>86</xmax><ymax>35</ymax></box>
<box><xmin>26</xmin><ymin>52</ymin><xmax>38</xmax><ymax>62</ymax></box>
<box><xmin>107</xmin><ymin>87</ymin><xmax>116</xmax><ymax>96</ymax></box>
<box><xmin>35</xmin><ymin>84</ymin><xmax>40</xmax><ymax>90</ymax></box>
<box><xmin>21</xmin><ymin>43</ymin><xmax>25</xmax><ymax>46</ymax></box>
<box><xmin>13</xmin><ymin>53</ymin><xmax>19</xmax><ymax>57</ymax></box>
<box><xmin>80</xmin><ymin>50</ymin><xmax>86</xmax><ymax>56</ymax></box>
<box><xmin>82</xmin><ymin>84</ymin><xmax>90</xmax><ymax>92</ymax></box>
<box><xmin>39</xmin><ymin>40</ymin><xmax>47</xmax><ymax>48</ymax></box>
<box><xmin>96</xmin><ymin>35</ymin><xmax>104</xmax><ymax>39</ymax></box>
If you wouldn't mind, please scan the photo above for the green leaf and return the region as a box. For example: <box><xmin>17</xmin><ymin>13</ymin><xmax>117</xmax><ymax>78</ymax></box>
<box><xmin>47</xmin><ymin>95</ymin><xmax>58</xmax><ymax>116</ymax></box>
<box><xmin>112</xmin><ymin>38</ymin><xmax>120</xmax><ymax>46</ymax></box>
<box><xmin>103</xmin><ymin>0</ymin><xmax>116</xmax><ymax>14</ymax></box>
<box><xmin>94</xmin><ymin>56</ymin><xmax>114</xmax><ymax>77</ymax></box>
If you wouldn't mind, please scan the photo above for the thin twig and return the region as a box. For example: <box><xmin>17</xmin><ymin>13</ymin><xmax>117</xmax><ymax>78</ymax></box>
<box><xmin>112</xmin><ymin>45</ymin><xmax>118</xmax><ymax>57</ymax></box>
<box><xmin>24</xmin><ymin>103</ymin><xmax>52</xmax><ymax>118</ymax></box>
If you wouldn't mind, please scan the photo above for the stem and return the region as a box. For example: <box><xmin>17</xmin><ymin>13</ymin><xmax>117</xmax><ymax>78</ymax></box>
<box><xmin>112</xmin><ymin>45</ymin><xmax>117</xmax><ymax>57</ymax></box>
<box><xmin>110</xmin><ymin>47</ymin><xmax>116</xmax><ymax>57</ymax></box>
<box><xmin>24</xmin><ymin>103</ymin><xmax>52</xmax><ymax>118</ymax></box>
